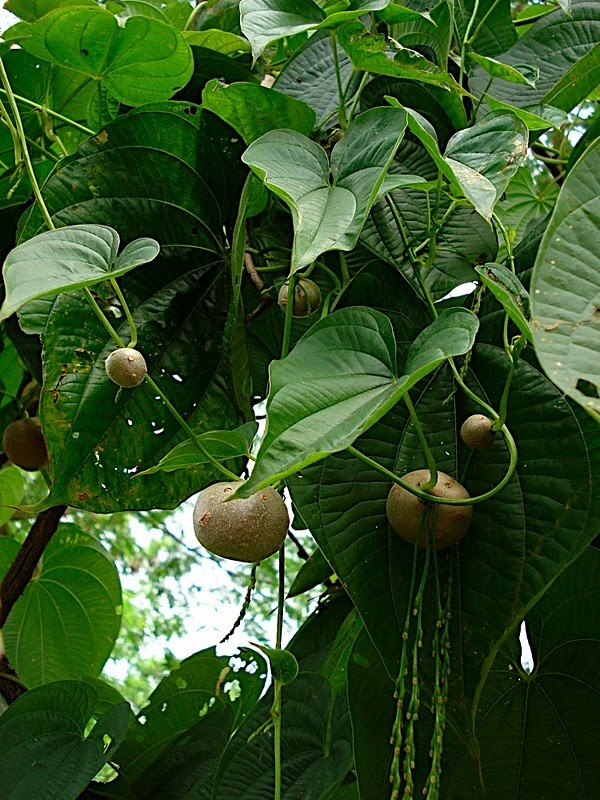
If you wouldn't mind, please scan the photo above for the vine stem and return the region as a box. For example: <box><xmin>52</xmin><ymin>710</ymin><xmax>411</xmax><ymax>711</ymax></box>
<box><xmin>144</xmin><ymin>375</ymin><xmax>240</xmax><ymax>482</ymax></box>
<box><xmin>458</xmin><ymin>0</ymin><xmax>480</xmax><ymax>90</ymax></box>
<box><xmin>109</xmin><ymin>277</ymin><xmax>138</xmax><ymax>349</ymax></box>
<box><xmin>404</xmin><ymin>392</ymin><xmax>437</xmax><ymax>492</ymax></box>
<box><xmin>0</xmin><ymin>57</ymin><xmax>54</xmax><ymax>230</ymax></box>
<box><xmin>281</xmin><ymin>271</ymin><xmax>296</xmax><ymax>360</ymax></box>
<box><xmin>273</xmin><ymin>543</ymin><xmax>286</xmax><ymax>800</ymax></box>
<box><xmin>0</xmin><ymin>88</ymin><xmax>94</xmax><ymax>135</ymax></box>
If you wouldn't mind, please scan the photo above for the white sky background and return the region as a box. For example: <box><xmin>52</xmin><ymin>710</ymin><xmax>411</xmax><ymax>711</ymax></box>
<box><xmin>0</xmin><ymin>1</ymin><xmax>534</xmax><ymax>683</ymax></box>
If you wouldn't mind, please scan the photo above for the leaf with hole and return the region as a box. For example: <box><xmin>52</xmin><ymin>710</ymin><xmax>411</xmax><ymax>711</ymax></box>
<box><xmin>531</xmin><ymin>138</ymin><xmax>600</xmax><ymax>416</ymax></box>
<box><xmin>0</xmin><ymin>680</ymin><xmax>130</xmax><ymax>800</ymax></box>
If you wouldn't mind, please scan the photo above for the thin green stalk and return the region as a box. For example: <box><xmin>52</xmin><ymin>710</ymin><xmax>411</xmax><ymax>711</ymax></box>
<box><xmin>330</xmin><ymin>30</ymin><xmax>348</xmax><ymax>130</ymax></box>
<box><xmin>281</xmin><ymin>272</ymin><xmax>296</xmax><ymax>359</ymax></box>
<box><xmin>144</xmin><ymin>374</ymin><xmax>240</xmax><ymax>481</ymax></box>
<box><xmin>83</xmin><ymin>288</ymin><xmax>125</xmax><ymax>347</ymax></box>
<box><xmin>0</xmin><ymin>96</ymin><xmax>22</xmax><ymax>164</ymax></box>
<box><xmin>492</xmin><ymin>212</ymin><xmax>514</xmax><ymax>271</ymax></box>
<box><xmin>184</xmin><ymin>0</ymin><xmax>207</xmax><ymax>30</ymax></box>
<box><xmin>458</xmin><ymin>0</ymin><xmax>480</xmax><ymax>90</ymax></box>
<box><xmin>109</xmin><ymin>277</ymin><xmax>138</xmax><ymax>349</ymax></box>
<box><xmin>0</xmin><ymin>116</ymin><xmax>58</xmax><ymax>162</ymax></box>
<box><xmin>348</xmin><ymin>423</ymin><xmax>517</xmax><ymax>506</ymax></box>
<box><xmin>492</xmin><ymin>335</ymin><xmax>526</xmax><ymax>431</ymax></box>
<box><xmin>470</xmin><ymin>79</ymin><xmax>493</xmax><ymax>124</ymax></box>
<box><xmin>0</xmin><ymin>88</ymin><xmax>94</xmax><ymax>135</ymax></box>
<box><xmin>339</xmin><ymin>251</ymin><xmax>350</xmax><ymax>287</ymax></box>
<box><xmin>346</xmin><ymin>70</ymin><xmax>369</xmax><ymax>123</ymax></box>
<box><xmin>404</xmin><ymin>392</ymin><xmax>437</xmax><ymax>491</ymax></box>
<box><xmin>468</xmin><ymin>0</ymin><xmax>502</xmax><ymax>48</ymax></box>
<box><xmin>0</xmin><ymin>58</ymin><xmax>53</xmax><ymax>230</ymax></box>
<box><xmin>273</xmin><ymin>544</ymin><xmax>286</xmax><ymax>800</ymax></box>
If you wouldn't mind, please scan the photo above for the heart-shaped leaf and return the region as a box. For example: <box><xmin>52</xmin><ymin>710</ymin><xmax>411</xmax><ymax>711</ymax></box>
<box><xmin>235</xmin><ymin>305</ymin><xmax>479</xmax><ymax>498</ymax></box>
<box><xmin>475</xmin><ymin>263</ymin><xmax>533</xmax><ymax>342</ymax></box>
<box><xmin>242</xmin><ymin>106</ymin><xmax>407</xmax><ymax>271</ymax></box>
<box><xmin>531</xmin><ymin>138</ymin><xmax>600</xmax><ymax>417</ymax></box>
<box><xmin>0</xmin><ymin>680</ymin><xmax>130</xmax><ymax>800</ymax></box>
<box><xmin>239</xmin><ymin>0</ymin><xmax>391</xmax><ymax>59</ymax></box>
<box><xmin>0</xmin><ymin>525</ymin><xmax>121</xmax><ymax>687</ymax></box>
<box><xmin>137</xmin><ymin>422</ymin><xmax>257</xmax><ymax>476</ymax></box>
<box><xmin>5</xmin><ymin>6</ymin><xmax>194</xmax><ymax>107</ymax></box>
<box><xmin>0</xmin><ymin>225</ymin><xmax>159</xmax><ymax>322</ymax></box>
<box><xmin>201</xmin><ymin>80</ymin><xmax>316</xmax><ymax>144</ymax></box>
<box><xmin>251</xmin><ymin>644</ymin><xmax>299</xmax><ymax>684</ymax></box>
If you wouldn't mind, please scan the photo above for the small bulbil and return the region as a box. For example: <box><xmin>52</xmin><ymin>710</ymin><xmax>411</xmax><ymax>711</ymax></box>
<box><xmin>193</xmin><ymin>481</ymin><xmax>289</xmax><ymax>562</ymax></box>
<box><xmin>460</xmin><ymin>414</ymin><xmax>496</xmax><ymax>450</ymax></box>
<box><xmin>2</xmin><ymin>417</ymin><xmax>48</xmax><ymax>471</ymax></box>
<box><xmin>278</xmin><ymin>278</ymin><xmax>321</xmax><ymax>317</ymax></box>
<box><xmin>105</xmin><ymin>347</ymin><xmax>147</xmax><ymax>388</ymax></box>
<box><xmin>386</xmin><ymin>469</ymin><xmax>472</xmax><ymax>550</ymax></box>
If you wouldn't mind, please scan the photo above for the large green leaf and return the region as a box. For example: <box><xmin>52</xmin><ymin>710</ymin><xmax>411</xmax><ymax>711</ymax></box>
<box><xmin>235</xmin><ymin>305</ymin><xmax>478</xmax><ymax>498</ymax></box>
<box><xmin>470</xmin><ymin>1</ymin><xmax>600</xmax><ymax>112</ymax></box>
<box><xmin>239</xmin><ymin>0</ymin><xmax>391</xmax><ymax>59</ymax></box>
<box><xmin>338</xmin><ymin>21</ymin><xmax>466</xmax><ymax>94</ymax></box>
<box><xmin>442</xmin><ymin>546</ymin><xmax>600</xmax><ymax>797</ymax></box>
<box><xmin>530</xmin><ymin>138</ymin><xmax>600</xmax><ymax>417</ymax></box>
<box><xmin>5</xmin><ymin>6</ymin><xmax>194</xmax><ymax>107</ymax></box>
<box><xmin>16</xmin><ymin>102</ymin><xmax>248</xmax><ymax>512</ymax></box>
<box><xmin>0</xmin><ymin>225</ymin><xmax>159</xmax><ymax>321</ymax></box>
<box><xmin>212</xmin><ymin>673</ymin><xmax>352</xmax><ymax>800</ymax></box>
<box><xmin>201</xmin><ymin>80</ymin><xmax>316</xmax><ymax>144</ymax></box>
<box><xmin>0</xmin><ymin>680</ymin><xmax>130</xmax><ymax>800</ymax></box>
<box><xmin>495</xmin><ymin>165</ymin><xmax>558</xmax><ymax>252</ymax></box>
<box><xmin>113</xmin><ymin>647</ymin><xmax>267</xmax><ymax>789</ymax></box>
<box><xmin>0</xmin><ymin>525</ymin><xmax>121</xmax><ymax>687</ymax></box>
<box><xmin>242</xmin><ymin>106</ymin><xmax>407</xmax><ymax>271</ymax></box>
<box><xmin>287</xmin><ymin>270</ymin><xmax>598</xmax><ymax>712</ymax></box>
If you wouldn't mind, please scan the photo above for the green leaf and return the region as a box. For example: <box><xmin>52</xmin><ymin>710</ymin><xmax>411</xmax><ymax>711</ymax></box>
<box><xmin>242</xmin><ymin>106</ymin><xmax>407</xmax><ymax>271</ymax></box>
<box><xmin>16</xmin><ymin>102</ymin><xmax>248</xmax><ymax>512</ymax></box>
<box><xmin>115</xmin><ymin>0</ymin><xmax>194</xmax><ymax>29</ymax></box>
<box><xmin>495</xmin><ymin>165</ymin><xmax>559</xmax><ymax>250</ymax></box>
<box><xmin>137</xmin><ymin>422</ymin><xmax>257</xmax><ymax>476</ymax></box>
<box><xmin>0</xmin><ymin>225</ymin><xmax>159</xmax><ymax>322</ymax></box>
<box><xmin>338</xmin><ymin>21</ymin><xmax>467</xmax><ymax>95</ymax></box>
<box><xmin>234</xmin><ymin>305</ymin><xmax>479</xmax><ymax>498</ymax></box>
<box><xmin>380</xmin><ymin>0</ymin><xmax>453</xmax><ymax>69</ymax></box>
<box><xmin>0</xmin><ymin>680</ymin><xmax>130</xmax><ymax>800</ymax></box>
<box><xmin>130</xmin><ymin>706</ymin><xmax>234</xmax><ymax>800</ymax></box>
<box><xmin>475</xmin><ymin>263</ymin><xmax>533</xmax><ymax>342</ymax></box>
<box><xmin>0</xmin><ymin>465</ymin><xmax>24</xmax><ymax>526</ymax></box>
<box><xmin>212</xmin><ymin>673</ymin><xmax>352</xmax><ymax>800</ymax></box>
<box><xmin>6</xmin><ymin>7</ymin><xmax>194</xmax><ymax>107</ymax></box>
<box><xmin>251</xmin><ymin>645</ymin><xmax>299</xmax><ymax>684</ymax></box>
<box><xmin>239</xmin><ymin>0</ymin><xmax>391</xmax><ymax>59</ymax></box>
<box><xmin>114</xmin><ymin>647</ymin><xmax>267</xmax><ymax>786</ymax></box>
<box><xmin>288</xmin><ymin>547</ymin><xmax>332</xmax><ymax>597</ymax></box>
<box><xmin>442</xmin><ymin>547</ymin><xmax>600</xmax><ymax>797</ymax></box>
<box><xmin>469</xmin><ymin>52</ymin><xmax>538</xmax><ymax>86</ymax></box>
<box><xmin>470</xmin><ymin>1</ymin><xmax>600</xmax><ymax>113</ymax></box>
<box><xmin>183</xmin><ymin>29</ymin><xmax>251</xmax><ymax>54</ymax></box>
<box><xmin>201</xmin><ymin>80</ymin><xmax>316</xmax><ymax>144</ymax></box>
<box><xmin>0</xmin><ymin>525</ymin><xmax>122</xmax><ymax>687</ymax></box>
<box><xmin>4</xmin><ymin>0</ymin><xmax>95</xmax><ymax>21</ymax></box>
<box><xmin>456</xmin><ymin>0</ymin><xmax>517</xmax><ymax>58</ymax></box>
<box><xmin>531</xmin><ymin>138</ymin><xmax>600</xmax><ymax>417</ymax></box>
<box><xmin>484</xmin><ymin>94</ymin><xmax>569</xmax><ymax>131</ymax></box>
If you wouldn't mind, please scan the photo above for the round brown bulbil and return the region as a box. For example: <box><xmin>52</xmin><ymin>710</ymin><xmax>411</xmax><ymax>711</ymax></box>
<box><xmin>278</xmin><ymin>278</ymin><xmax>321</xmax><ymax>317</ymax></box>
<box><xmin>105</xmin><ymin>347</ymin><xmax>147</xmax><ymax>388</ymax></box>
<box><xmin>193</xmin><ymin>481</ymin><xmax>289</xmax><ymax>562</ymax></box>
<box><xmin>386</xmin><ymin>469</ymin><xmax>472</xmax><ymax>550</ymax></box>
<box><xmin>460</xmin><ymin>414</ymin><xmax>496</xmax><ymax>451</ymax></box>
<box><xmin>2</xmin><ymin>416</ymin><xmax>48</xmax><ymax>471</ymax></box>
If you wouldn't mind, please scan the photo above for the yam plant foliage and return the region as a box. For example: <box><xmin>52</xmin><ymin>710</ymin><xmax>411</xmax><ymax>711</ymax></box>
<box><xmin>0</xmin><ymin>0</ymin><xmax>598</xmax><ymax>798</ymax></box>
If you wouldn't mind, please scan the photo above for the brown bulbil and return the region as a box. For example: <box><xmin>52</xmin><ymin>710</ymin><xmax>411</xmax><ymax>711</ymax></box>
<box><xmin>278</xmin><ymin>278</ymin><xmax>321</xmax><ymax>317</ymax></box>
<box><xmin>193</xmin><ymin>481</ymin><xmax>289</xmax><ymax>562</ymax></box>
<box><xmin>460</xmin><ymin>414</ymin><xmax>496</xmax><ymax>451</ymax></box>
<box><xmin>2</xmin><ymin>417</ymin><xmax>48</xmax><ymax>471</ymax></box>
<box><xmin>105</xmin><ymin>347</ymin><xmax>147</xmax><ymax>388</ymax></box>
<box><xmin>386</xmin><ymin>469</ymin><xmax>472</xmax><ymax>550</ymax></box>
